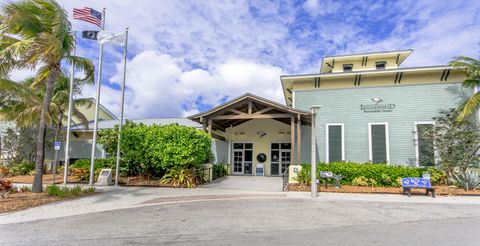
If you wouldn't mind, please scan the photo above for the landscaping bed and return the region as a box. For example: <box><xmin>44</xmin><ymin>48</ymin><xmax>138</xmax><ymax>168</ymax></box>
<box><xmin>0</xmin><ymin>192</ymin><xmax>64</xmax><ymax>214</ymax></box>
<box><xmin>288</xmin><ymin>183</ymin><xmax>480</xmax><ymax>196</ymax></box>
<box><xmin>6</xmin><ymin>174</ymin><xmax>82</xmax><ymax>184</ymax></box>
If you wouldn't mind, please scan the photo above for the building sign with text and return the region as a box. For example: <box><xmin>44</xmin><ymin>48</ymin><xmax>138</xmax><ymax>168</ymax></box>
<box><xmin>360</xmin><ymin>102</ymin><xmax>396</xmax><ymax>113</ymax></box>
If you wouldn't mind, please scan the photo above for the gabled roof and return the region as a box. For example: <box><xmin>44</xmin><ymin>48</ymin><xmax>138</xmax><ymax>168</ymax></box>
<box><xmin>189</xmin><ymin>93</ymin><xmax>310</xmax><ymax>119</ymax></box>
<box><xmin>189</xmin><ymin>93</ymin><xmax>311</xmax><ymax>131</ymax></box>
<box><xmin>75</xmin><ymin>98</ymin><xmax>118</xmax><ymax>120</ymax></box>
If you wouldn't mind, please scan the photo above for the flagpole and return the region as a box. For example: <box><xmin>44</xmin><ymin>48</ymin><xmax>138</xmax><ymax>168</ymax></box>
<box><xmin>89</xmin><ymin>8</ymin><xmax>106</xmax><ymax>186</ymax></box>
<box><xmin>63</xmin><ymin>32</ymin><xmax>76</xmax><ymax>186</ymax></box>
<box><xmin>115</xmin><ymin>27</ymin><xmax>128</xmax><ymax>186</ymax></box>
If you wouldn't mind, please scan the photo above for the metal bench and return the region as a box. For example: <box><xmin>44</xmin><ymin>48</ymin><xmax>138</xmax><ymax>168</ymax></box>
<box><xmin>319</xmin><ymin>171</ymin><xmax>342</xmax><ymax>188</ymax></box>
<box><xmin>401</xmin><ymin>178</ymin><xmax>436</xmax><ymax>198</ymax></box>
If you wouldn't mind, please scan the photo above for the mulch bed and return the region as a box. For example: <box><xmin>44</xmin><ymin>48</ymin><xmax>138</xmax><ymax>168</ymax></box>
<box><xmin>288</xmin><ymin>183</ymin><xmax>480</xmax><ymax>196</ymax></box>
<box><xmin>0</xmin><ymin>192</ymin><xmax>64</xmax><ymax>214</ymax></box>
<box><xmin>6</xmin><ymin>174</ymin><xmax>82</xmax><ymax>184</ymax></box>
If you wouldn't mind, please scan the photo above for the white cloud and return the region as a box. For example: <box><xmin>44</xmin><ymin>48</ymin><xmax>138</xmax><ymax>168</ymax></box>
<box><xmin>97</xmin><ymin>51</ymin><xmax>284</xmax><ymax>119</ymax></box>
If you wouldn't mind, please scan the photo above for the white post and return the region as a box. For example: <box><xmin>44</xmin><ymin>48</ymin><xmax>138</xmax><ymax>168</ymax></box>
<box><xmin>311</xmin><ymin>105</ymin><xmax>321</xmax><ymax>198</ymax></box>
<box><xmin>115</xmin><ymin>27</ymin><xmax>128</xmax><ymax>186</ymax></box>
<box><xmin>89</xmin><ymin>8</ymin><xmax>106</xmax><ymax>186</ymax></box>
<box><xmin>63</xmin><ymin>32</ymin><xmax>76</xmax><ymax>186</ymax></box>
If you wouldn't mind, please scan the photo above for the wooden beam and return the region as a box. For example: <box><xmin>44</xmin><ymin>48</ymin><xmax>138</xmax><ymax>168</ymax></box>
<box><xmin>229</xmin><ymin>108</ymin><xmax>246</xmax><ymax>115</ymax></box>
<box><xmin>252</xmin><ymin>106</ymin><xmax>273</xmax><ymax>115</ymax></box>
<box><xmin>208</xmin><ymin>119</ymin><xmax>212</xmax><ymax>136</ymax></box>
<box><xmin>211</xmin><ymin>133</ymin><xmax>225</xmax><ymax>141</ymax></box>
<box><xmin>297</xmin><ymin>114</ymin><xmax>301</xmax><ymax>165</ymax></box>
<box><xmin>212</xmin><ymin>122</ymin><xmax>226</xmax><ymax>132</ymax></box>
<box><xmin>211</xmin><ymin>113</ymin><xmax>292</xmax><ymax>120</ymax></box>
<box><xmin>248</xmin><ymin>101</ymin><xmax>252</xmax><ymax>115</ymax></box>
<box><xmin>291</xmin><ymin>117</ymin><xmax>295</xmax><ymax>166</ymax></box>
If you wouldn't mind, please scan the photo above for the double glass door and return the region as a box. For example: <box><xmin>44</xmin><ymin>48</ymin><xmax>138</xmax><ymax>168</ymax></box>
<box><xmin>232</xmin><ymin>143</ymin><xmax>253</xmax><ymax>175</ymax></box>
<box><xmin>270</xmin><ymin>143</ymin><xmax>291</xmax><ymax>175</ymax></box>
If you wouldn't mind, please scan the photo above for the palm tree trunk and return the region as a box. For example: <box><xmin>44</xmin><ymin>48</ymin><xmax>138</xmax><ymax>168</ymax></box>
<box><xmin>32</xmin><ymin>66</ymin><xmax>59</xmax><ymax>192</ymax></box>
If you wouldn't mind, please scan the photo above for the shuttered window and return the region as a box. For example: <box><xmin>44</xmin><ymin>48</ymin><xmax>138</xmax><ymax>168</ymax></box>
<box><xmin>370</xmin><ymin>124</ymin><xmax>388</xmax><ymax>163</ymax></box>
<box><xmin>417</xmin><ymin>124</ymin><xmax>435</xmax><ymax>166</ymax></box>
<box><xmin>327</xmin><ymin>125</ymin><xmax>343</xmax><ymax>162</ymax></box>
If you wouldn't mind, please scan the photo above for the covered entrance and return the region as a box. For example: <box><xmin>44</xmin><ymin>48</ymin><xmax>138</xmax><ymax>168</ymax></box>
<box><xmin>190</xmin><ymin>93</ymin><xmax>311</xmax><ymax>176</ymax></box>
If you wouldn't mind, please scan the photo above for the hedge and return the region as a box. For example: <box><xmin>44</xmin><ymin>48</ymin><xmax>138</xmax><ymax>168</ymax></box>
<box><xmin>296</xmin><ymin>162</ymin><xmax>445</xmax><ymax>186</ymax></box>
<box><xmin>98</xmin><ymin>122</ymin><xmax>212</xmax><ymax>178</ymax></box>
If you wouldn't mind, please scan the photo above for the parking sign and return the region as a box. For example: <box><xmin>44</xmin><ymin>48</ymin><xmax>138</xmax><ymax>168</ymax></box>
<box><xmin>54</xmin><ymin>141</ymin><xmax>61</xmax><ymax>150</ymax></box>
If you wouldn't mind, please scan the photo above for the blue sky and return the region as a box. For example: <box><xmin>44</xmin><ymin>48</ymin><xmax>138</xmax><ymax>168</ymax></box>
<box><xmin>7</xmin><ymin>0</ymin><xmax>480</xmax><ymax>119</ymax></box>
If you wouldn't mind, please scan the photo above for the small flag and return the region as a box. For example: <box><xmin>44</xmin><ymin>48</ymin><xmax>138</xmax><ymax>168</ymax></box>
<box><xmin>73</xmin><ymin>7</ymin><xmax>102</xmax><ymax>27</ymax></box>
<box><xmin>97</xmin><ymin>31</ymin><xmax>126</xmax><ymax>45</ymax></box>
<box><xmin>82</xmin><ymin>30</ymin><xmax>99</xmax><ymax>40</ymax></box>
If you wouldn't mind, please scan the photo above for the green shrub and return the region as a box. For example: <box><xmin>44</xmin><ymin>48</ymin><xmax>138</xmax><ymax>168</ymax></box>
<box><xmin>45</xmin><ymin>185</ymin><xmax>64</xmax><ymax>197</ymax></box>
<box><xmin>19</xmin><ymin>186</ymin><xmax>31</xmax><ymax>192</ymax></box>
<box><xmin>352</xmin><ymin>176</ymin><xmax>377</xmax><ymax>187</ymax></box>
<box><xmin>160</xmin><ymin>168</ymin><xmax>202</xmax><ymax>188</ymax></box>
<box><xmin>82</xmin><ymin>186</ymin><xmax>96</xmax><ymax>193</ymax></box>
<box><xmin>212</xmin><ymin>164</ymin><xmax>227</xmax><ymax>179</ymax></box>
<box><xmin>70</xmin><ymin>185</ymin><xmax>82</xmax><ymax>196</ymax></box>
<box><xmin>296</xmin><ymin>162</ymin><xmax>445</xmax><ymax>187</ymax></box>
<box><xmin>10</xmin><ymin>160</ymin><xmax>35</xmax><ymax>176</ymax></box>
<box><xmin>98</xmin><ymin>122</ymin><xmax>212</xmax><ymax>178</ymax></box>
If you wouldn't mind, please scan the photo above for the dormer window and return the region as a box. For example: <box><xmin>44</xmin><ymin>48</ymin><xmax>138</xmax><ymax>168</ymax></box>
<box><xmin>343</xmin><ymin>64</ymin><xmax>353</xmax><ymax>72</ymax></box>
<box><xmin>376</xmin><ymin>61</ymin><xmax>386</xmax><ymax>70</ymax></box>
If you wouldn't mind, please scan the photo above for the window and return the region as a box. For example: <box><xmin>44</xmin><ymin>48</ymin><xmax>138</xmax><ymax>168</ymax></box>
<box><xmin>376</xmin><ymin>61</ymin><xmax>386</xmax><ymax>70</ymax></box>
<box><xmin>343</xmin><ymin>64</ymin><xmax>353</xmax><ymax>72</ymax></box>
<box><xmin>415</xmin><ymin>122</ymin><xmax>435</xmax><ymax>166</ymax></box>
<box><xmin>368</xmin><ymin>123</ymin><xmax>390</xmax><ymax>163</ymax></box>
<box><xmin>326</xmin><ymin>124</ymin><xmax>344</xmax><ymax>163</ymax></box>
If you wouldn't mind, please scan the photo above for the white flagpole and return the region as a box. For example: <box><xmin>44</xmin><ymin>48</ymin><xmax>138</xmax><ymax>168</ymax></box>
<box><xmin>89</xmin><ymin>8</ymin><xmax>106</xmax><ymax>186</ymax></box>
<box><xmin>115</xmin><ymin>27</ymin><xmax>128</xmax><ymax>186</ymax></box>
<box><xmin>63</xmin><ymin>32</ymin><xmax>76</xmax><ymax>186</ymax></box>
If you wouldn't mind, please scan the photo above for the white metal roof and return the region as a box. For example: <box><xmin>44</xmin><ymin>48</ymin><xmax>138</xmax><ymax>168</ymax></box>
<box><xmin>70</xmin><ymin>117</ymin><xmax>203</xmax><ymax>131</ymax></box>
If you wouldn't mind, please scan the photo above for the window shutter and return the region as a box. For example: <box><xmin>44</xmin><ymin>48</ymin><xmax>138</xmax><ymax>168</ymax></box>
<box><xmin>371</xmin><ymin>125</ymin><xmax>387</xmax><ymax>163</ymax></box>
<box><xmin>328</xmin><ymin>125</ymin><xmax>342</xmax><ymax>162</ymax></box>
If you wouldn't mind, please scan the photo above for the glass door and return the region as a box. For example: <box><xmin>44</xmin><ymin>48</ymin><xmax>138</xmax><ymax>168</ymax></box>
<box><xmin>232</xmin><ymin>143</ymin><xmax>253</xmax><ymax>175</ymax></box>
<box><xmin>270</xmin><ymin>143</ymin><xmax>291</xmax><ymax>176</ymax></box>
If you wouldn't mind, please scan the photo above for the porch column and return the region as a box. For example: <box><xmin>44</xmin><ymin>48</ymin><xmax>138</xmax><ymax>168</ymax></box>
<box><xmin>208</xmin><ymin>118</ymin><xmax>212</xmax><ymax>136</ymax></box>
<box><xmin>297</xmin><ymin>114</ymin><xmax>301</xmax><ymax>165</ymax></box>
<box><xmin>291</xmin><ymin>116</ymin><xmax>295</xmax><ymax>165</ymax></box>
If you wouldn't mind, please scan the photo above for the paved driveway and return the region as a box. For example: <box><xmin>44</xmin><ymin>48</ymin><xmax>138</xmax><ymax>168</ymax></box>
<box><xmin>201</xmin><ymin>176</ymin><xmax>283</xmax><ymax>192</ymax></box>
<box><xmin>1</xmin><ymin>196</ymin><xmax>480</xmax><ymax>245</ymax></box>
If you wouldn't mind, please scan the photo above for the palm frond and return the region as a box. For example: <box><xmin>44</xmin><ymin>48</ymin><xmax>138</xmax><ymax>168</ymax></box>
<box><xmin>458</xmin><ymin>92</ymin><xmax>480</xmax><ymax>121</ymax></box>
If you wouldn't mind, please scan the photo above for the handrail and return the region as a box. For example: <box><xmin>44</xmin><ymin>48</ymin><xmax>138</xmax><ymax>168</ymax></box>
<box><xmin>281</xmin><ymin>167</ymin><xmax>289</xmax><ymax>191</ymax></box>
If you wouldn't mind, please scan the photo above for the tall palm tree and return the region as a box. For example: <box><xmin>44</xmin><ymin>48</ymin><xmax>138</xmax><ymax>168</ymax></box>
<box><xmin>0</xmin><ymin>0</ymin><xmax>94</xmax><ymax>192</ymax></box>
<box><xmin>450</xmin><ymin>56</ymin><xmax>480</xmax><ymax>121</ymax></box>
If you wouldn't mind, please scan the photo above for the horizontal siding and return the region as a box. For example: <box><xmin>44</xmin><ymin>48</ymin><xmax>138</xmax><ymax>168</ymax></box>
<box><xmin>294</xmin><ymin>82</ymin><xmax>470</xmax><ymax>166</ymax></box>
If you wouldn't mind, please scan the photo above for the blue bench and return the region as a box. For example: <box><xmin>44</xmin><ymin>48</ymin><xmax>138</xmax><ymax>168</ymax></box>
<box><xmin>401</xmin><ymin>178</ymin><xmax>436</xmax><ymax>197</ymax></box>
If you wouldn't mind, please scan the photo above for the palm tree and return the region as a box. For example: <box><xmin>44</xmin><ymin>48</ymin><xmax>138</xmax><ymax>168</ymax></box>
<box><xmin>450</xmin><ymin>56</ymin><xmax>480</xmax><ymax>121</ymax></box>
<box><xmin>0</xmin><ymin>73</ymin><xmax>92</xmax><ymax>168</ymax></box>
<box><xmin>0</xmin><ymin>0</ymin><xmax>94</xmax><ymax>192</ymax></box>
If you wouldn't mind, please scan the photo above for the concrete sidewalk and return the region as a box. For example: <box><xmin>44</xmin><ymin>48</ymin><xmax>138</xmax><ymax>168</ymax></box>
<box><xmin>2</xmin><ymin>182</ymin><xmax>480</xmax><ymax>225</ymax></box>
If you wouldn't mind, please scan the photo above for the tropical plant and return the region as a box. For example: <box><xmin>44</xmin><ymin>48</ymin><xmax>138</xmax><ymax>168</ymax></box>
<box><xmin>212</xmin><ymin>163</ymin><xmax>227</xmax><ymax>179</ymax></box>
<box><xmin>450</xmin><ymin>55</ymin><xmax>480</xmax><ymax>121</ymax></box>
<box><xmin>0</xmin><ymin>0</ymin><xmax>94</xmax><ymax>192</ymax></box>
<box><xmin>352</xmin><ymin>176</ymin><xmax>376</xmax><ymax>187</ymax></box>
<box><xmin>0</xmin><ymin>127</ymin><xmax>39</xmax><ymax>165</ymax></box>
<box><xmin>160</xmin><ymin>168</ymin><xmax>201</xmax><ymax>188</ymax></box>
<box><xmin>450</xmin><ymin>169</ymin><xmax>480</xmax><ymax>191</ymax></box>
<box><xmin>0</xmin><ymin>179</ymin><xmax>13</xmax><ymax>198</ymax></box>
<box><xmin>422</xmin><ymin>109</ymin><xmax>480</xmax><ymax>180</ymax></box>
<box><xmin>9</xmin><ymin>160</ymin><xmax>35</xmax><ymax>176</ymax></box>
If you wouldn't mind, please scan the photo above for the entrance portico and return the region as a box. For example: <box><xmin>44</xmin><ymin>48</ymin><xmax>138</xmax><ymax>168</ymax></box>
<box><xmin>190</xmin><ymin>93</ymin><xmax>311</xmax><ymax>176</ymax></box>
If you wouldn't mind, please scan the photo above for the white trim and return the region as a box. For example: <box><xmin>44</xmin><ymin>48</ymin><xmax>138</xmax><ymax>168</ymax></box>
<box><xmin>325</xmin><ymin>123</ymin><xmax>345</xmax><ymax>163</ymax></box>
<box><xmin>414</xmin><ymin>121</ymin><xmax>436</xmax><ymax>167</ymax></box>
<box><xmin>368</xmin><ymin>122</ymin><xmax>390</xmax><ymax>164</ymax></box>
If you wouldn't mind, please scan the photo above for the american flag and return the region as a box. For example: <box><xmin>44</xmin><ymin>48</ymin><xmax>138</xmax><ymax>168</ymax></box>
<box><xmin>73</xmin><ymin>7</ymin><xmax>102</xmax><ymax>28</ymax></box>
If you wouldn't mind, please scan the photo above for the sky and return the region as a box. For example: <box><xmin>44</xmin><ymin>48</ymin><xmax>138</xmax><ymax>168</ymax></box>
<box><xmin>6</xmin><ymin>0</ymin><xmax>480</xmax><ymax>119</ymax></box>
